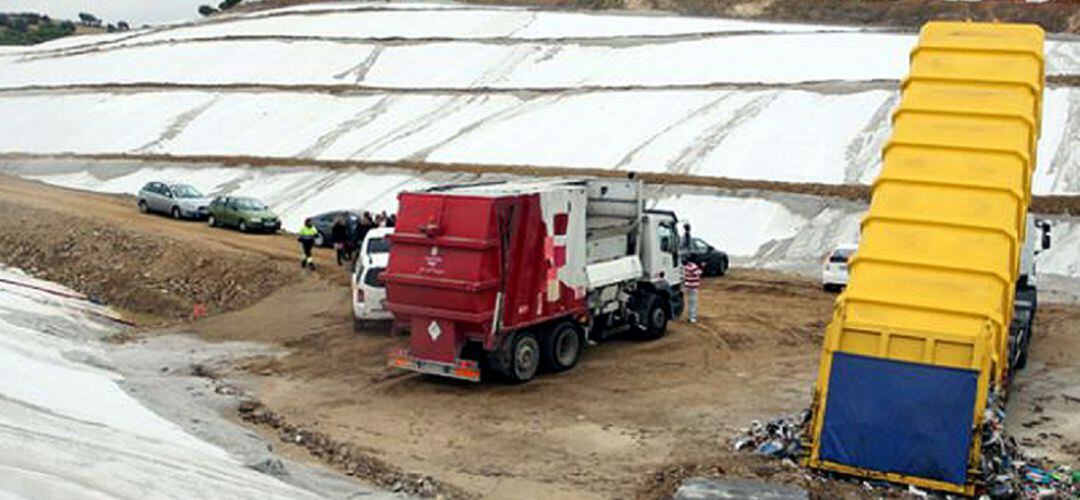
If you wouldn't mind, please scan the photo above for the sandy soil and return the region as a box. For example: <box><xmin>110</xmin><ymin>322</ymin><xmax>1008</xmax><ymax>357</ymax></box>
<box><xmin>1</xmin><ymin>174</ymin><xmax>1076</xmax><ymax>499</ymax></box>
<box><xmin>198</xmin><ymin>267</ymin><xmax>832</xmax><ymax>499</ymax></box>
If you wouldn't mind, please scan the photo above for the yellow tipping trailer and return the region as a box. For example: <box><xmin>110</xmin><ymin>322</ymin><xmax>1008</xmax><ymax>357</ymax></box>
<box><xmin>805</xmin><ymin>22</ymin><xmax>1044</xmax><ymax>495</ymax></box>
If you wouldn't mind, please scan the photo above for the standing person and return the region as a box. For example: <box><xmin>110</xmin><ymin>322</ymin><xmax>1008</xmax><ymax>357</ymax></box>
<box><xmin>331</xmin><ymin>214</ymin><xmax>349</xmax><ymax>266</ymax></box>
<box><xmin>386</xmin><ymin>213</ymin><xmax>396</xmax><ymax>228</ymax></box>
<box><xmin>298</xmin><ymin>218</ymin><xmax>318</xmax><ymax>270</ymax></box>
<box><xmin>358</xmin><ymin>211</ymin><xmax>374</xmax><ymax>245</ymax></box>
<box><xmin>682</xmin><ymin>222</ymin><xmax>693</xmax><ymax>249</ymax></box>
<box><xmin>683</xmin><ymin>259</ymin><xmax>702</xmax><ymax>323</ymax></box>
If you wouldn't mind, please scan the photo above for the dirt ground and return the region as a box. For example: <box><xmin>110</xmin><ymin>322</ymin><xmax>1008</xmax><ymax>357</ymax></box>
<box><xmin>1</xmin><ymin>174</ymin><xmax>1077</xmax><ymax>499</ymax></box>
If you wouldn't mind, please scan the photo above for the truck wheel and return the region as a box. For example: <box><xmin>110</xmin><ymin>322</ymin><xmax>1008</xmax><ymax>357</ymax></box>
<box><xmin>509</xmin><ymin>331</ymin><xmax>541</xmax><ymax>383</ymax></box>
<box><xmin>638</xmin><ymin>294</ymin><xmax>668</xmax><ymax>340</ymax></box>
<box><xmin>543</xmin><ymin>322</ymin><xmax>582</xmax><ymax>372</ymax></box>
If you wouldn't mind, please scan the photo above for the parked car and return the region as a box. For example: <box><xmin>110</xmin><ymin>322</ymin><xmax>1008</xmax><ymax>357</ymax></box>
<box><xmin>207</xmin><ymin>196</ymin><xmax>281</xmax><ymax>233</ymax></box>
<box><xmin>357</xmin><ymin>227</ymin><xmax>392</xmax><ymax>266</ymax></box>
<box><xmin>684</xmin><ymin>237</ymin><xmax>729</xmax><ymax>276</ymax></box>
<box><xmin>309</xmin><ymin>210</ymin><xmax>363</xmax><ymax>247</ymax></box>
<box><xmin>137</xmin><ymin>182</ymin><xmax>213</xmax><ymax>220</ymax></box>
<box><xmin>822</xmin><ymin>243</ymin><xmax>858</xmax><ymax>292</ymax></box>
<box><xmin>352</xmin><ymin>252</ymin><xmax>391</xmax><ymax>330</ymax></box>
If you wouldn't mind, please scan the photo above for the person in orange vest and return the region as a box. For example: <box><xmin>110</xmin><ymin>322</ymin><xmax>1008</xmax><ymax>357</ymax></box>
<box><xmin>684</xmin><ymin>259</ymin><xmax>702</xmax><ymax>323</ymax></box>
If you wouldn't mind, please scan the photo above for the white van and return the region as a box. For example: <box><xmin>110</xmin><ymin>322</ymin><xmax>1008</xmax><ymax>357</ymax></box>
<box><xmin>822</xmin><ymin>244</ymin><xmax>857</xmax><ymax>292</ymax></box>
<box><xmin>352</xmin><ymin>227</ymin><xmax>394</xmax><ymax>330</ymax></box>
<box><xmin>352</xmin><ymin>253</ymin><xmax>391</xmax><ymax>330</ymax></box>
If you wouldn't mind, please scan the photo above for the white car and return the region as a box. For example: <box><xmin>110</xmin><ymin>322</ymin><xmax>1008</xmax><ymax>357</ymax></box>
<box><xmin>352</xmin><ymin>227</ymin><xmax>394</xmax><ymax>330</ymax></box>
<box><xmin>352</xmin><ymin>253</ymin><xmax>392</xmax><ymax>330</ymax></box>
<box><xmin>822</xmin><ymin>244</ymin><xmax>858</xmax><ymax>292</ymax></box>
<box><xmin>357</xmin><ymin>227</ymin><xmax>393</xmax><ymax>266</ymax></box>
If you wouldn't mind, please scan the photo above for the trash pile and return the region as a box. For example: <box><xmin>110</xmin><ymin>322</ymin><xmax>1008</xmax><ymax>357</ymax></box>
<box><xmin>980</xmin><ymin>393</ymin><xmax>1079</xmax><ymax>499</ymax></box>
<box><xmin>731</xmin><ymin>409</ymin><xmax>810</xmax><ymax>461</ymax></box>
<box><xmin>732</xmin><ymin>399</ymin><xmax>1079</xmax><ymax>499</ymax></box>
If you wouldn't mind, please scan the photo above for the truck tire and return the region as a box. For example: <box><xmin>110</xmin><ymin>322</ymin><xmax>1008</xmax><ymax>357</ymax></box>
<box><xmin>542</xmin><ymin>322</ymin><xmax>582</xmax><ymax>372</ymax></box>
<box><xmin>637</xmin><ymin>294</ymin><xmax>668</xmax><ymax>340</ymax></box>
<box><xmin>509</xmin><ymin>331</ymin><xmax>541</xmax><ymax>383</ymax></box>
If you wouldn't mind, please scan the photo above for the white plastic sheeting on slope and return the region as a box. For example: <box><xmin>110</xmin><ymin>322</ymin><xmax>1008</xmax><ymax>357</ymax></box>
<box><xmin>0</xmin><ymin>268</ymin><xmax>323</xmax><ymax>499</ymax></box>
<box><xmin>0</xmin><ymin>89</ymin><xmax>885</xmax><ymax>185</ymax></box>
<box><xmin>7</xmin><ymin>35</ymin><xmax>1078</xmax><ymax>89</ymax></box>
<box><xmin>0</xmin><ymin>35</ymin><xmax>914</xmax><ymax>89</ymax></box>
<box><xmin>4</xmin><ymin>87</ymin><xmax>1079</xmax><ymax>193</ymax></box>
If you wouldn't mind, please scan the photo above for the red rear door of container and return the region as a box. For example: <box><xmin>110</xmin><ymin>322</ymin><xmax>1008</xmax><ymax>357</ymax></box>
<box><xmin>384</xmin><ymin>192</ymin><xmax>505</xmax><ymax>362</ymax></box>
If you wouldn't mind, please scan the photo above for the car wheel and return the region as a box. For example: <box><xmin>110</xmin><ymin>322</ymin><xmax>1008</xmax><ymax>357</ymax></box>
<box><xmin>543</xmin><ymin>322</ymin><xmax>582</xmax><ymax>372</ymax></box>
<box><xmin>171</xmin><ymin>206</ymin><xmax>181</xmax><ymax>219</ymax></box>
<box><xmin>138</xmin><ymin>200</ymin><xmax>149</xmax><ymax>214</ymax></box>
<box><xmin>238</xmin><ymin>220</ymin><xmax>248</xmax><ymax>233</ymax></box>
<box><xmin>718</xmin><ymin>257</ymin><xmax>729</xmax><ymax>277</ymax></box>
<box><xmin>208</xmin><ymin>215</ymin><xmax>218</xmax><ymax>227</ymax></box>
<box><xmin>314</xmin><ymin>232</ymin><xmax>325</xmax><ymax>247</ymax></box>
<box><xmin>508</xmin><ymin>331</ymin><xmax>541</xmax><ymax>383</ymax></box>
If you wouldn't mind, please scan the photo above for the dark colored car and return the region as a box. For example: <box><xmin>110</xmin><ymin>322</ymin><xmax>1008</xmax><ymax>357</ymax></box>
<box><xmin>684</xmin><ymin>237</ymin><xmax>729</xmax><ymax>277</ymax></box>
<box><xmin>207</xmin><ymin>196</ymin><xmax>281</xmax><ymax>233</ymax></box>
<box><xmin>308</xmin><ymin>210</ymin><xmax>363</xmax><ymax>247</ymax></box>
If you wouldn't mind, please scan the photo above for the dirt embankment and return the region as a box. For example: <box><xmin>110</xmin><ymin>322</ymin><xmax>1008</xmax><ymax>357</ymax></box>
<box><xmin>0</xmin><ymin>199</ymin><xmax>296</xmax><ymax>323</ymax></box>
<box><xmin>0</xmin><ymin>175</ymin><xmax>330</xmax><ymax>323</ymax></box>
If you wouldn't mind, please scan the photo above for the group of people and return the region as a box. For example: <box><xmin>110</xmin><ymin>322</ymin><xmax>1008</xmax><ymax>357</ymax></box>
<box><xmin>297</xmin><ymin>210</ymin><xmax>396</xmax><ymax>271</ymax></box>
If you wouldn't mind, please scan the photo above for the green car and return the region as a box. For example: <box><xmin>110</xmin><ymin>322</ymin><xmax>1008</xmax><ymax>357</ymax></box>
<box><xmin>207</xmin><ymin>196</ymin><xmax>282</xmax><ymax>233</ymax></box>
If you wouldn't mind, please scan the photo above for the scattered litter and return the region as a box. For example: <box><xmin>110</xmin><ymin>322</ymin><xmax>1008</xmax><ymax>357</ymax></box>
<box><xmin>732</xmin><ymin>394</ymin><xmax>1079</xmax><ymax>499</ymax></box>
<box><xmin>980</xmin><ymin>392</ymin><xmax>1078</xmax><ymax>499</ymax></box>
<box><xmin>731</xmin><ymin>410</ymin><xmax>809</xmax><ymax>460</ymax></box>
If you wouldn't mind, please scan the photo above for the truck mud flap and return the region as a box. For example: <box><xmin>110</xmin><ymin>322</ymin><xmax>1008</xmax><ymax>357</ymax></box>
<box><xmin>819</xmin><ymin>352</ymin><xmax>978</xmax><ymax>486</ymax></box>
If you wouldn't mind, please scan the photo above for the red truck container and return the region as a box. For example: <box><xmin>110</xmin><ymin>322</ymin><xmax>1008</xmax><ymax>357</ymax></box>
<box><xmin>385</xmin><ymin>179</ymin><xmax>685</xmax><ymax>382</ymax></box>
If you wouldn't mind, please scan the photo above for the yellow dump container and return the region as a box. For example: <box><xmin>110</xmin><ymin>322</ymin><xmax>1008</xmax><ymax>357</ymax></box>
<box><xmin>806</xmin><ymin>22</ymin><xmax>1044</xmax><ymax>495</ymax></box>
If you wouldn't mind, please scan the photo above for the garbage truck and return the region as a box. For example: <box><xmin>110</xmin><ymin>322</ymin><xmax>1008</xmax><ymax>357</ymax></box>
<box><xmin>805</xmin><ymin>22</ymin><xmax>1046</xmax><ymax>495</ymax></box>
<box><xmin>383</xmin><ymin>178</ymin><xmax>685</xmax><ymax>383</ymax></box>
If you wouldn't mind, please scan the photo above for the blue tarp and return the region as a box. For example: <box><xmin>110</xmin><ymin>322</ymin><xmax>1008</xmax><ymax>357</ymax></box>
<box><xmin>819</xmin><ymin>352</ymin><xmax>979</xmax><ymax>486</ymax></box>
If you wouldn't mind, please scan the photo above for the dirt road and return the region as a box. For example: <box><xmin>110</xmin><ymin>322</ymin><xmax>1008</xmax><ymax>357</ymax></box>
<box><xmin>1</xmin><ymin>174</ymin><xmax>1077</xmax><ymax>499</ymax></box>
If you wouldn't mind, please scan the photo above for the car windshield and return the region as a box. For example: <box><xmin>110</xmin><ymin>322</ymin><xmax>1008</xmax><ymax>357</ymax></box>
<box><xmin>169</xmin><ymin>184</ymin><xmax>203</xmax><ymax>198</ymax></box>
<box><xmin>367</xmin><ymin>237</ymin><xmax>391</xmax><ymax>253</ymax></box>
<box><xmin>235</xmin><ymin>198</ymin><xmax>267</xmax><ymax>211</ymax></box>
